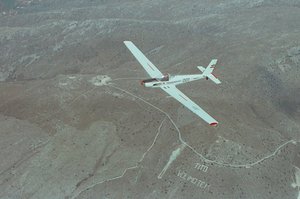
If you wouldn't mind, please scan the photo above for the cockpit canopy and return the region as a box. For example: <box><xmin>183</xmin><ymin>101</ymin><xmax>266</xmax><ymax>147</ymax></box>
<box><xmin>157</xmin><ymin>74</ymin><xmax>170</xmax><ymax>81</ymax></box>
<box><xmin>141</xmin><ymin>74</ymin><xmax>170</xmax><ymax>84</ymax></box>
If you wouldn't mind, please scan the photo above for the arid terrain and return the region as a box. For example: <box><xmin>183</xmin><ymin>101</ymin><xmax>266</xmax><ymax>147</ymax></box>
<box><xmin>0</xmin><ymin>0</ymin><xmax>300</xmax><ymax>198</ymax></box>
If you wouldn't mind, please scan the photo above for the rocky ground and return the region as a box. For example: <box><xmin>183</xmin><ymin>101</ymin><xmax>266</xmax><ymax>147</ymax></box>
<box><xmin>0</xmin><ymin>0</ymin><xmax>300</xmax><ymax>198</ymax></box>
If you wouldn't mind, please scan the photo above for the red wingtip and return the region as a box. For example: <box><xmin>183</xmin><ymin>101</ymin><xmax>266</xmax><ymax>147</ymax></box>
<box><xmin>210</xmin><ymin>122</ymin><xmax>218</xmax><ymax>127</ymax></box>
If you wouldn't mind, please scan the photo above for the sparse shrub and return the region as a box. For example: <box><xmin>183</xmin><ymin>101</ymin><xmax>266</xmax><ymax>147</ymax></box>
<box><xmin>0</xmin><ymin>0</ymin><xmax>16</xmax><ymax>10</ymax></box>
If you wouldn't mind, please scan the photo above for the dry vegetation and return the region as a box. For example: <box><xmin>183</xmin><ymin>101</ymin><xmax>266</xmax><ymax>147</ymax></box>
<box><xmin>0</xmin><ymin>0</ymin><xmax>299</xmax><ymax>198</ymax></box>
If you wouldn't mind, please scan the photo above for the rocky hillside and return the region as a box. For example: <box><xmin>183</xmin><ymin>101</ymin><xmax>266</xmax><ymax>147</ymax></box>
<box><xmin>0</xmin><ymin>0</ymin><xmax>299</xmax><ymax>198</ymax></box>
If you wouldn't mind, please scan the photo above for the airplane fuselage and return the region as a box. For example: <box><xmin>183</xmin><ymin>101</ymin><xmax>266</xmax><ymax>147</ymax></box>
<box><xmin>141</xmin><ymin>74</ymin><xmax>205</xmax><ymax>88</ymax></box>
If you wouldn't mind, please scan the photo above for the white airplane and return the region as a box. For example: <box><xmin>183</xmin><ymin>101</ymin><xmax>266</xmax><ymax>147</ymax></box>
<box><xmin>124</xmin><ymin>41</ymin><xmax>221</xmax><ymax>126</ymax></box>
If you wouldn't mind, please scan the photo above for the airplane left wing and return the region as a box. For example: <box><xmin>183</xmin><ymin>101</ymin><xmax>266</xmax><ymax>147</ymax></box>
<box><xmin>124</xmin><ymin>41</ymin><xmax>163</xmax><ymax>78</ymax></box>
<box><xmin>161</xmin><ymin>85</ymin><xmax>218</xmax><ymax>126</ymax></box>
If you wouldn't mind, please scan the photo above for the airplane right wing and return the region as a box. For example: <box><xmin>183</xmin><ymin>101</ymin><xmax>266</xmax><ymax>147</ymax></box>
<box><xmin>124</xmin><ymin>41</ymin><xmax>163</xmax><ymax>78</ymax></box>
<box><xmin>161</xmin><ymin>85</ymin><xmax>218</xmax><ymax>126</ymax></box>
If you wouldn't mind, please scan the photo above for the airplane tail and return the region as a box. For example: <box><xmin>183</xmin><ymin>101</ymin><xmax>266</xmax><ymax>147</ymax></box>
<box><xmin>197</xmin><ymin>59</ymin><xmax>221</xmax><ymax>84</ymax></box>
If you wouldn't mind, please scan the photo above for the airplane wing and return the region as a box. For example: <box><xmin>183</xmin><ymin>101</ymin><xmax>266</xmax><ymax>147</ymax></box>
<box><xmin>161</xmin><ymin>85</ymin><xmax>218</xmax><ymax>126</ymax></box>
<box><xmin>124</xmin><ymin>41</ymin><xmax>163</xmax><ymax>78</ymax></box>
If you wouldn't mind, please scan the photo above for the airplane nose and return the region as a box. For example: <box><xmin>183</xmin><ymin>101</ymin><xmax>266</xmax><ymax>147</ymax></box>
<box><xmin>140</xmin><ymin>80</ymin><xmax>145</xmax><ymax>86</ymax></box>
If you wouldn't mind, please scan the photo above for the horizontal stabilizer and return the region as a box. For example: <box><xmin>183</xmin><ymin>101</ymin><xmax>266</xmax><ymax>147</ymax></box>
<box><xmin>207</xmin><ymin>74</ymin><xmax>221</xmax><ymax>84</ymax></box>
<box><xmin>197</xmin><ymin>66</ymin><xmax>205</xmax><ymax>72</ymax></box>
<box><xmin>197</xmin><ymin>59</ymin><xmax>221</xmax><ymax>84</ymax></box>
